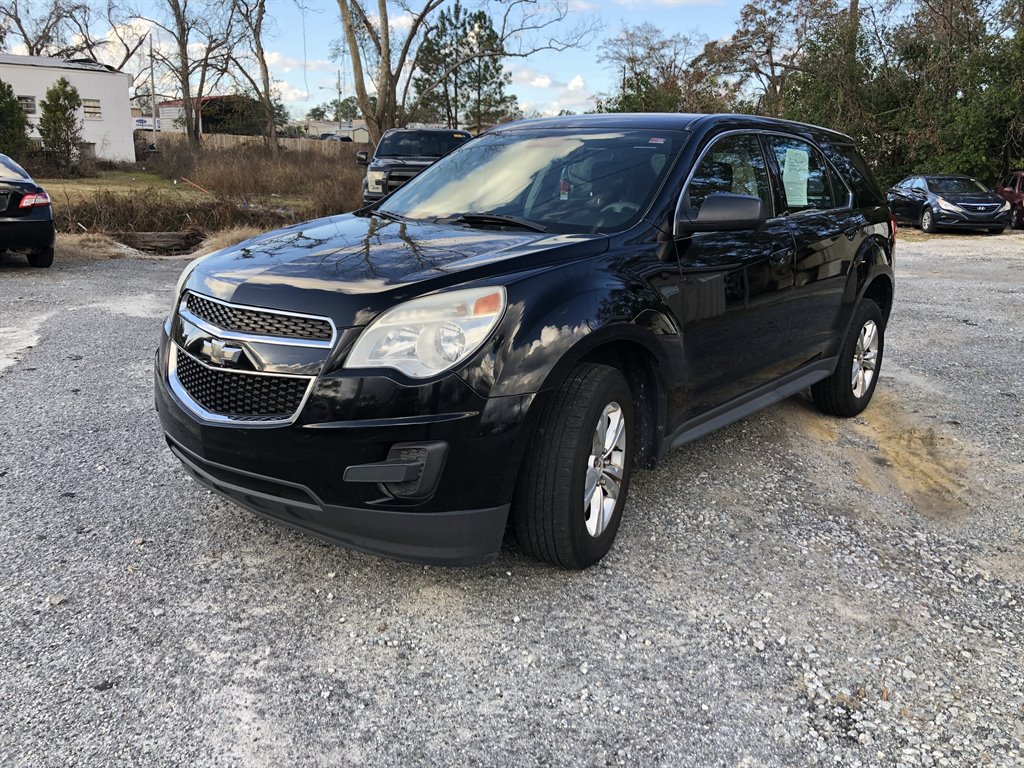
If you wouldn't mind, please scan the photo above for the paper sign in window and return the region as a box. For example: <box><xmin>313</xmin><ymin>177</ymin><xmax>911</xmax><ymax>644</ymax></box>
<box><xmin>783</xmin><ymin>148</ymin><xmax>809</xmax><ymax>207</ymax></box>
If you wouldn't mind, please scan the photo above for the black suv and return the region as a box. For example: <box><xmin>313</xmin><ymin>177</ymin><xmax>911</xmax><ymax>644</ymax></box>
<box><xmin>357</xmin><ymin>128</ymin><xmax>471</xmax><ymax>204</ymax></box>
<box><xmin>156</xmin><ymin>114</ymin><xmax>894</xmax><ymax>569</ymax></box>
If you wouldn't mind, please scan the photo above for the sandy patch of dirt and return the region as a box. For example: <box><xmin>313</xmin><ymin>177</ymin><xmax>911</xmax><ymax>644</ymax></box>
<box><xmin>852</xmin><ymin>393</ymin><xmax>969</xmax><ymax>519</ymax></box>
<box><xmin>787</xmin><ymin>392</ymin><xmax>970</xmax><ymax>520</ymax></box>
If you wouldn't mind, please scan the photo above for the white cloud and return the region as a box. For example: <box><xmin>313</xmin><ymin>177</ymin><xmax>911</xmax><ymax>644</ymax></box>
<box><xmin>277</xmin><ymin>84</ymin><xmax>310</xmax><ymax>103</ymax></box>
<box><xmin>266</xmin><ymin>51</ymin><xmax>334</xmax><ymax>75</ymax></box>
<box><xmin>567</xmin><ymin>75</ymin><xmax>585</xmax><ymax>92</ymax></box>
<box><xmin>391</xmin><ymin>12</ymin><xmax>415</xmax><ymax>31</ymax></box>
<box><xmin>531</xmin><ymin>74</ymin><xmax>553</xmax><ymax>88</ymax></box>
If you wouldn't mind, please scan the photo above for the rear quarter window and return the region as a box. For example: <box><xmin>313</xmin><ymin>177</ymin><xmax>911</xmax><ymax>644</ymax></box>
<box><xmin>0</xmin><ymin>156</ymin><xmax>30</xmax><ymax>180</ymax></box>
<box><xmin>817</xmin><ymin>139</ymin><xmax>884</xmax><ymax>208</ymax></box>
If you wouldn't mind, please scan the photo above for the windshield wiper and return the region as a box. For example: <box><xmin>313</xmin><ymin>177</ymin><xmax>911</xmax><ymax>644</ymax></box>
<box><xmin>374</xmin><ymin>209</ymin><xmax>407</xmax><ymax>222</ymax></box>
<box><xmin>436</xmin><ymin>213</ymin><xmax>548</xmax><ymax>233</ymax></box>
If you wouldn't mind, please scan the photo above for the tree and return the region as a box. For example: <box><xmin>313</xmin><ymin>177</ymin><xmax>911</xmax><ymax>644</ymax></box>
<box><xmin>0</xmin><ymin>0</ymin><xmax>84</xmax><ymax>57</ymax></box>
<box><xmin>596</xmin><ymin>23</ymin><xmax>736</xmax><ymax>114</ymax></box>
<box><xmin>306</xmin><ymin>96</ymin><xmax>374</xmax><ymax>123</ymax></box>
<box><xmin>411</xmin><ymin>1</ymin><xmax>471</xmax><ymax>127</ymax></box>
<box><xmin>461</xmin><ymin>15</ymin><xmax>516</xmax><ymax>131</ymax></box>
<box><xmin>411</xmin><ymin>4</ymin><xmax>515</xmax><ymax>130</ymax></box>
<box><xmin>230</xmin><ymin>0</ymin><xmax>280</xmax><ymax>156</ymax></box>
<box><xmin>698</xmin><ymin>0</ymin><xmax>839</xmax><ymax>115</ymax></box>
<box><xmin>38</xmin><ymin>76</ymin><xmax>82</xmax><ymax>174</ymax></box>
<box><xmin>140</xmin><ymin>0</ymin><xmax>236</xmax><ymax>150</ymax></box>
<box><xmin>0</xmin><ymin>78</ymin><xmax>30</xmax><ymax>162</ymax></box>
<box><xmin>333</xmin><ymin>0</ymin><xmax>599</xmax><ymax>143</ymax></box>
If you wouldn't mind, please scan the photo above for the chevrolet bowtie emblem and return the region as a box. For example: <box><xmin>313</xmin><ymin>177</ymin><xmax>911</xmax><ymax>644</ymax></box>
<box><xmin>201</xmin><ymin>339</ymin><xmax>243</xmax><ymax>366</ymax></box>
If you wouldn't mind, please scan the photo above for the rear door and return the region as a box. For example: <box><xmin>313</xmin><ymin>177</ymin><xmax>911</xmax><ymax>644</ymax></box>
<box><xmin>674</xmin><ymin>132</ymin><xmax>799</xmax><ymax>417</ymax></box>
<box><xmin>763</xmin><ymin>134</ymin><xmax>858</xmax><ymax>362</ymax></box>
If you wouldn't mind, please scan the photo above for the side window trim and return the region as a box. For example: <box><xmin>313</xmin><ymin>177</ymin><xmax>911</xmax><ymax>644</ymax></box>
<box><xmin>674</xmin><ymin>129</ymin><xmax>777</xmax><ymax>235</ymax></box>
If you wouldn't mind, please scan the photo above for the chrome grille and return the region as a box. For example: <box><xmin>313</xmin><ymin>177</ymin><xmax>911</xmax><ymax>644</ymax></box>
<box><xmin>174</xmin><ymin>351</ymin><xmax>309</xmax><ymax>421</ymax></box>
<box><xmin>185</xmin><ymin>292</ymin><xmax>333</xmax><ymax>341</ymax></box>
<box><xmin>961</xmin><ymin>203</ymin><xmax>999</xmax><ymax>213</ymax></box>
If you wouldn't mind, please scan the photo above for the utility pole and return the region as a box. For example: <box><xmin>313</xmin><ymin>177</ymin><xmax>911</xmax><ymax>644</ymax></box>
<box><xmin>334</xmin><ymin>68</ymin><xmax>343</xmax><ymax>124</ymax></box>
<box><xmin>149</xmin><ymin>35</ymin><xmax>158</xmax><ymax>148</ymax></box>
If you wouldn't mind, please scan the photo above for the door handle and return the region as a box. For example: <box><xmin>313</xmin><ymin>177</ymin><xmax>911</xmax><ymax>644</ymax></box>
<box><xmin>770</xmin><ymin>247</ymin><xmax>792</xmax><ymax>265</ymax></box>
<box><xmin>844</xmin><ymin>226</ymin><xmax>859</xmax><ymax>240</ymax></box>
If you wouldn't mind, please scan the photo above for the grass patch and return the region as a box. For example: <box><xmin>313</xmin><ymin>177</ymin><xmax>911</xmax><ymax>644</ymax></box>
<box><xmin>42</xmin><ymin>144</ymin><xmax>366</xmax><ymax>242</ymax></box>
<box><xmin>191</xmin><ymin>226</ymin><xmax>266</xmax><ymax>257</ymax></box>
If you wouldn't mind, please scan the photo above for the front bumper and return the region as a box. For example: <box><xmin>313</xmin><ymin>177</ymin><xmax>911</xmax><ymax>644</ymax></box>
<box><xmin>155</xmin><ymin>329</ymin><xmax>535</xmax><ymax>565</ymax></box>
<box><xmin>933</xmin><ymin>208</ymin><xmax>1011</xmax><ymax>229</ymax></box>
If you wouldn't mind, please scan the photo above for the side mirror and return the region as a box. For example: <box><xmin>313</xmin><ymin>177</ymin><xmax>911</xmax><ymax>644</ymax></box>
<box><xmin>677</xmin><ymin>193</ymin><xmax>767</xmax><ymax>234</ymax></box>
<box><xmin>356</xmin><ymin>150</ymin><xmax>369</xmax><ymax>165</ymax></box>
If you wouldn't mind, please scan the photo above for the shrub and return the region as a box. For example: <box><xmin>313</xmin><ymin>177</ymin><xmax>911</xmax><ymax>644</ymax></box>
<box><xmin>38</xmin><ymin>77</ymin><xmax>83</xmax><ymax>175</ymax></box>
<box><xmin>0</xmin><ymin>79</ymin><xmax>30</xmax><ymax>162</ymax></box>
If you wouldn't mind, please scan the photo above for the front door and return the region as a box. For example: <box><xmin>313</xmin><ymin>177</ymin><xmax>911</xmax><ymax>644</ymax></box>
<box><xmin>674</xmin><ymin>132</ymin><xmax>798</xmax><ymax>418</ymax></box>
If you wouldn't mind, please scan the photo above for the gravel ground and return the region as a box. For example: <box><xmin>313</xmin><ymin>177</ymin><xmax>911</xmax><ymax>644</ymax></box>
<box><xmin>1</xmin><ymin>230</ymin><xmax>1022</xmax><ymax>767</ymax></box>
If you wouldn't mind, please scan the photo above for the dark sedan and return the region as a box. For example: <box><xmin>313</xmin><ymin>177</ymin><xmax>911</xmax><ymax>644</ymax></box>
<box><xmin>887</xmin><ymin>174</ymin><xmax>1011</xmax><ymax>234</ymax></box>
<box><xmin>0</xmin><ymin>154</ymin><xmax>54</xmax><ymax>267</ymax></box>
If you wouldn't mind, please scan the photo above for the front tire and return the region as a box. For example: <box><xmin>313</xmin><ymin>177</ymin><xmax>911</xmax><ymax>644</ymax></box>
<box><xmin>1011</xmin><ymin>207</ymin><xmax>1022</xmax><ymax>230</ymax></box>
<box><xmin>920</xmin><ymin>207</ymin><xmax>937</xmax><ymax>233</ymax></box>
<box><xmin>27</xmin><ymin>246</ymin><xmax>54</xmax><ymax>268</ymax></box>
<box><xmin>513</xmin><ymin>363</ymin><xmax>634</xmax><ymax>569</ymax></box>
<box><xmin>812</xmin><ymin>300</ymin><xmax>884</xmax><ymax>418</ymax></box>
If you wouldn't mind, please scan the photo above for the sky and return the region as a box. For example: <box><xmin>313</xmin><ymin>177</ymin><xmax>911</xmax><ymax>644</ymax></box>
<box><xmin>233</xmin><ymin>0</ymin><xmax>747</xmax><ymax>119</ymax></box>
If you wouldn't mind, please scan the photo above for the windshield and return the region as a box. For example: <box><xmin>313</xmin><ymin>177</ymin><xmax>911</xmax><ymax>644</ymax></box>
<box><xmin>927</xmin><ymin>177</ymin><xmax>988</xmax><ymax>194</ymax></box>
<box><xmin>376</xmin><ymin>130</ymin><xmax>471</xmax><ymax>158</ymax></box>
<box><xmin>0</xmin><ymin>155</ymin><xmax>30</xmax><ymax>180</ymax></box>
<box><xmin>378</xmin><ymin>129</ymin><xmax>685</xmax><ymax>234</ymax></box>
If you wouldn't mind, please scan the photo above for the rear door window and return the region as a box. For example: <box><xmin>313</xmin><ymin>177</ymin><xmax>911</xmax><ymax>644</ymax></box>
<box><xmin>764</xmin><ymin>135</ymin><xmax>835</xmax><ymax>213</ymax></box>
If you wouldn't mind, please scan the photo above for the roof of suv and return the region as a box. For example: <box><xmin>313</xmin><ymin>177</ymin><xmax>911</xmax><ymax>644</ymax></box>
<box><xmin>494</xmin><ymin>112</ymin><xmax>854</xmax><ymax>142</ymax></box>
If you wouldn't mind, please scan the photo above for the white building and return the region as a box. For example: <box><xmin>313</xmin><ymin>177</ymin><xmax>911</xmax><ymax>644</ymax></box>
<box><xmin>302</xmin><ymin>119</ymin><xmax>371</xmax><ymax>143</ymax></box>
<box><xmin>0</xmin><ymin>54</ymin><xmax>134</xmax><ymax>162</ymax></box>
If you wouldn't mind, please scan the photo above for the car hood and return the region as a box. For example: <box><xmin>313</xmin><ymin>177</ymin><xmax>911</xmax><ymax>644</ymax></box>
<box><xmin>936</xmin><ymin>191</ymin><xmax>1003</xmax><ymax>205</ymax></box>
<box><xmin>183</xmin><ymin>213</ymin><xmax>608</xmax><ymax>327</ymax></box>
<box><xmin>369</xmin><ymin>156</ymin><xmax>438</xmax><ymax>169</ymax></box>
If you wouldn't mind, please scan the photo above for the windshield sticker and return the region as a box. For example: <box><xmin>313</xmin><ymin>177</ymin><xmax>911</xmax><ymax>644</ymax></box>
<box><xmin>783</xmin><ymin>147</ymin><xmax>809</xmax><ymax>207</ymax></box>
<box><xmin>648</xmin><ymin>137</ymin><xmax>666</xmax><ymax>144</ymax></box>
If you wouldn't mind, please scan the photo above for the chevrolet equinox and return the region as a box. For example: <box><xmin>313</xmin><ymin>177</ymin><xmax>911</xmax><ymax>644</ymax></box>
<box><xmin>155</xmin><ymin>114</ymin><xmax>895</xmax><ymax>569</ymax></box>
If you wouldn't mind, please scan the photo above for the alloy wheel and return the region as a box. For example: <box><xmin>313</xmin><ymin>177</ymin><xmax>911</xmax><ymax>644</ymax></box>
<box><xmin>852</xmin><ymin>320</ymin><xmax>880</xmax><ymax>398</ymax></box>
<box><xmin>583</xmin><ymin>402</ymin><xmax>627</xmax><ymax>537</ymax></box>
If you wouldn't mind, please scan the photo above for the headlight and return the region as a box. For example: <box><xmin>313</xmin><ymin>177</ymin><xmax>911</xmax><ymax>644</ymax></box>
<box><xmin>1000</xmin><ymin>200</ymin><xmax>1011</xmax><ymax>212</ymax></box>
<box><xmin>935</xmin><ymin>197</ymin><xmax>960</xmax><ymax>212</ymax></box>
<box><xmin>169</xmin><ymin>253</ymin><xmax>212</xmax><ymax>317</ymax></box>
<box><xmin>366</xmin><ymin>170</ymin><xmax>387</xmax><ymax>194</ymax></box>
<box><xmin>345</xmin><ymin>286</ymin><xmax>507</xmax><ymax>378</ymax></box>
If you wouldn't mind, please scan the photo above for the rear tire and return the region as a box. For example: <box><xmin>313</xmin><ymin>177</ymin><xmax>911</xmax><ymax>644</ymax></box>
<box><xmin>513</xmin><ymin>363</ymin><xmax>634</xmax><ymax>569</ymax></box>
<box><xmin>27</xmin><ymin>246</ymin><xmax>54</xmax><ymax>268</ymax></box>
<box><xmin>812</xmin><ymin>300</ymin><xmax>884</xmax><ymax>418</ymax></box>
<box><xmin>920</xmin><ymin>207</ymin><xmax>937</xmax><ymax>234</ymax></box>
